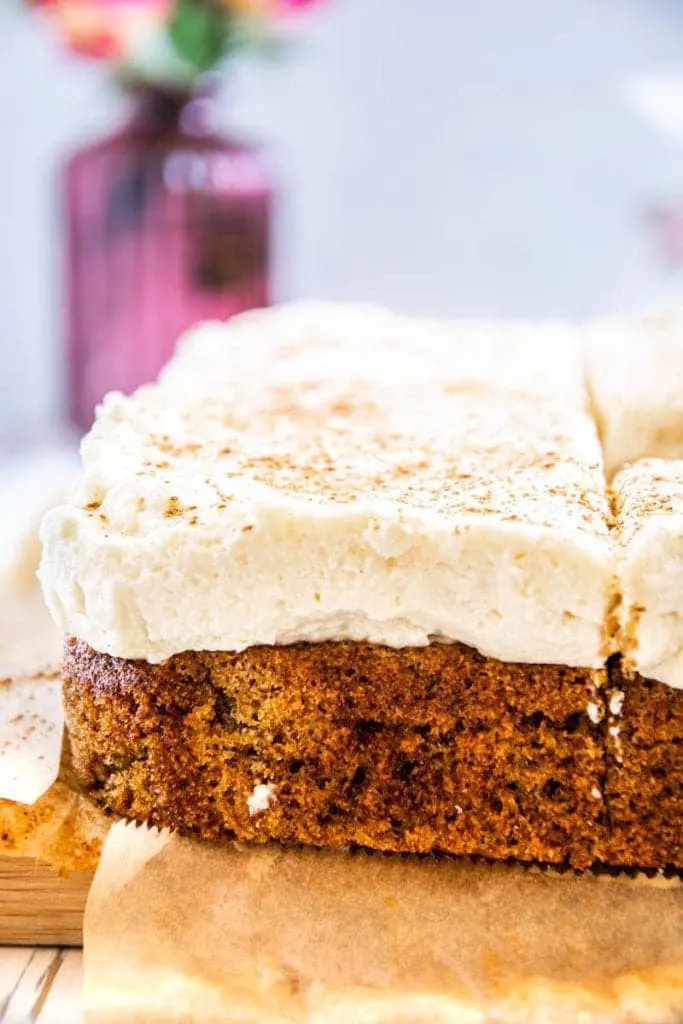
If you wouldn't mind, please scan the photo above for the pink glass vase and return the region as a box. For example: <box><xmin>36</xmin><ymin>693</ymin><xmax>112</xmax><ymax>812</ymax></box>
<box><xmin>64</xmin><ymin>89</ymin><xmax>273</xmax><ymax>431</ymax></box>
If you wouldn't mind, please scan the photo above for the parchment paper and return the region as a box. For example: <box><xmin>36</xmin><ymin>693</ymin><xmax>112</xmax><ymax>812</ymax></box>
<box><xmin>84</xmin><ymin>821</ymin><xmax>683</xmax><ymax>1024</ymax></box>
<box><xmin>0</xmin><ymin>453</ymin><xmax>109</xmax><ymax>872</ymax></box>
<box><xmin>0</xmin><ymin>667</ymin><xmax>63</xmax><ymax>805</ymax></box>
<box><xmin>0</xmin><ymin>563</ymin><xmax>64</xmax><ymax>807</ymax></box>
<box><xmin>0</xmin><ymin>593</ymin><xmax>108</xmax><ymax>873</ymax></box>
<box><xmin>0</xmin><ymin>450</ymin><xmax>66</xmax><ymax>803</ymax></box>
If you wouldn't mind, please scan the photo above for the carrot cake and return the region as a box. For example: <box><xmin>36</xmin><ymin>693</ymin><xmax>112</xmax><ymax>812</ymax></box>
<box><xmin>585</xmin><ymin>308</ymin><xmax>683</xmax><ymax>478</ymax></box>
<box><xmin>605</xmin><ymin>459</ymin><xmax>683</xmax><ymax>867</ymax></box>
<box><xmin>37</xmin><ymin>303</ymin><xmax>681</xmax><ymax>869</ymax></box>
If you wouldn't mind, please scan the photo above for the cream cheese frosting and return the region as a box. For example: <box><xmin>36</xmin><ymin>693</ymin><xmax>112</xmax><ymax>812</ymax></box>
<box><xmin>163</xmin><ymin>303</ymin><xmax>588</xmax><ymax>412</ymax></box>
<box><xmin>585</xmin><ymin>308</ymin><xmax>683</xmax><ymax>478</ymax></box>
<box><xmin>437</xmin><ymin>318</ymin><xmax>587</xmax><ymax>411</ymax></box>
<box><xmin>39</xmin><ymin>302</ymin><xmax>612</xmax><ymax>666</ymax></box>
<box><xmin>612</xmin><ymin>458</ymin><xmax>683</xmax><ymax>689</ymax></box>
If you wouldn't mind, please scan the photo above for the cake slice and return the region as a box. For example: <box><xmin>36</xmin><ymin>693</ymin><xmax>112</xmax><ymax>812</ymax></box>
<box><xmin>585</xmin><ymin>309</ymin><xmax>683</xmax><ymax>477</ymax></box>
<box><xmin>607</xmin><ymin>458</ymin><xmax>683</xmax><ymax>867</ymax></box>
<box><xmin>612</xmin><ymin>458</ymin><xmax>683</xmax><ymax>688</ymax></box>
<box><xmin>38</xmin><ymin>304</ymin><xmax>621</xmax><ymax>869</ymax></box>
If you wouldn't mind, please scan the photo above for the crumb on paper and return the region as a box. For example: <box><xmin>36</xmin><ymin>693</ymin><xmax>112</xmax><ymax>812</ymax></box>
<box><xmin>247</xmin><ymin>782</ymin><xmax>278</xmax><ymax>818</ymax></box>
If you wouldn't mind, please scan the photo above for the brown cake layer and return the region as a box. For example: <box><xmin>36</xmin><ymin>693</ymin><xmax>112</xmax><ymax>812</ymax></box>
<box><xmin>64</xmin><ymin>637</ymin><xmax>615</xmax><ymax>869</ymax></box>
<box><xmin>63</xmin><ymin>637</ymin><xmax>683</xmax><ymax>870</ymax></box>
<box><xmin>602</xmin><ymin>660</ymin><xmax>683</xmax><ymax>868</ymax></box>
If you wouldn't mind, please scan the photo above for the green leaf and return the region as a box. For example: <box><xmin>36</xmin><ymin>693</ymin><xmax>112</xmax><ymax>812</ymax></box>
<box><xmin>226</xmin><ymin>15</ymin><xmax>286</xmax><ymax>57</ymax></box>
<box><xmin>168</xmin><ymin>0</ymin><xmax>230</xmax><ymax>74</ymax></box>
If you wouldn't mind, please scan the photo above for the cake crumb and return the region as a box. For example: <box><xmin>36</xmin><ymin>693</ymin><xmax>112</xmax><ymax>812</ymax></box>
<box><xmin>609</xmin><ymin>690</ymin><xmax>625</xmax><ymax>717</ymax></box>
<box><xmin>586</xmin><ymin>701</ymin><xmax>604</xmax><ymax>725</ymax></box>
<box><xmin>609</xmin><ymin>724</ymin><xmax>624</xmax><ymax>764</ymax></box>
<box><xmin>247</xmin><ymin>782</ymin><xmax>278</xmax><ymax>817</ymax></box>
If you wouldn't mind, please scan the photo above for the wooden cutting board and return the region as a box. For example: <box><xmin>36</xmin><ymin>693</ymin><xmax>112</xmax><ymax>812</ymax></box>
<box><xmin>0</xmin><ymin>858</ymin><xmax>92</xmax><ymax>947</ymax></box>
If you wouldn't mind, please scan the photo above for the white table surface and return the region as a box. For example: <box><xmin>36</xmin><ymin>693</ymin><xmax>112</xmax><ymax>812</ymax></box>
<box><xmin>0</xmin><ymin>948</ymin><xmax>82</xmax><ymax>1024</ymax></box>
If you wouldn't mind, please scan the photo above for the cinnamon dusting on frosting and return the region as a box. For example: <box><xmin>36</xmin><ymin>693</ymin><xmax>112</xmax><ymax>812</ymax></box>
<box><xmin>81</xmin><ymin>380</ymin><xmax>608</xmax><ymax>540</ymax></box>
<box><xmin>611</xmin><ymin>459</ymin><xmax>683</xmax><ymax>547</ymax></box>
<box><xmin>39</xmin><ymin>302</ymin><xmax>612</xmax><ymax>665</ymax></box>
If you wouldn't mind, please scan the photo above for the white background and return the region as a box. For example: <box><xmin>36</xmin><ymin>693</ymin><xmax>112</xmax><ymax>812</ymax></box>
<box><xmin>3</xmin><ymin>0</ymin><xmax>683</xmax><ymax>444</ymax></box>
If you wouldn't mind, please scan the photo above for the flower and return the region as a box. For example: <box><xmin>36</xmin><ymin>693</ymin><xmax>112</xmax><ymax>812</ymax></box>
<box><xmin>35</xmin><ymin>0</ymin><xmax>172</xmax><ymax>60</ymax></box>
<box><xmin>216</xmin><ymin>0</ymin><xmax>322</xmax><ymax>13</ymax></box>
<box><xmin>30</xmin><ymin>0</ymin><xmax>326</xmax><ymax>80</ymax></box>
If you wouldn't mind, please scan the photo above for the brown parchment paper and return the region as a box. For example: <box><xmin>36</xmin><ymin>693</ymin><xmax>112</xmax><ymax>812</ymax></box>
<box><xmin>84</xmin><ymin>821</ymin><xmax>683</xmax><ymax>1024</ymax></box>
<box><xmin>0</xmin><ymin>737</ymin><xmax>109</xmax><ymax>874</ymax></box>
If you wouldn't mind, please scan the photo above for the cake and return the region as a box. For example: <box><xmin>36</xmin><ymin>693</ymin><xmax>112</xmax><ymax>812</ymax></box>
<box><xmin>586</xmin><ymin>309</ymin><xmax>683</xmax><ymax>477</ymax></box>
<box><xmin>39</xmin><ymin>303</ymin><xmax>683</xmax><ymax>870</ymax></box>
<box><xmin>605</xmin><ymin>459</ymin><xmax>683</xmax><ymax>866</ymax></box>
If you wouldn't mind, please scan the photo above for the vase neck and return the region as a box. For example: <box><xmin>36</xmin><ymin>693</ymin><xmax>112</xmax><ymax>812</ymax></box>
<box><xmin>127</xmin><ymin>89</ymin><xmax>217</xmax><ymax>137</ymax></box>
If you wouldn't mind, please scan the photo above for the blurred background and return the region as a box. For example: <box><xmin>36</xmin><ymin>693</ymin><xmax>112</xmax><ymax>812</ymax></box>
<box><xmin>3</xmin><ymin>0</ymin><xmax>683</xmax><ymax>451</ymax></box>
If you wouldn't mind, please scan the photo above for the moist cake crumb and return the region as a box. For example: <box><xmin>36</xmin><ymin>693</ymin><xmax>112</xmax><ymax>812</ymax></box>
<box><xmin>603</xmin><ymin>657</ymin><xmax>683</xmax><ymax>868</ymax></box>
<box><xmin>61</xmin><ymin>636</ymin><xmax>619</xmax><ymax>869</ymax></box>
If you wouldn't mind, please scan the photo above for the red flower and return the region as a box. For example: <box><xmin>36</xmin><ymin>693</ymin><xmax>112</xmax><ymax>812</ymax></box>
<box><xmin>72</xmin><ymin>30</ymin><xmax>121</xmax><ymax>59</ymax></box>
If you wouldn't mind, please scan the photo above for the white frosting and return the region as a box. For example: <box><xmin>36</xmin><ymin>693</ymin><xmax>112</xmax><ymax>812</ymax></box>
<box><xmin>39</xmin><ymin>302</ymin><xmax>612</xmax><ymax>666</ymax></box>
<box><xmin>436</xmin><ymin>318</ymin><xmax>587</xmax><ymax>410</ymax></box>
<box><xmin>613</xmin><ymin>458</ymin><xmax>683</xmax><ymax>689</ymax></box>
<box><xmin>585</xmin><ymin>309</ymin><xmax>683</xmax><ymax>478</ymax></box>
<box><xmin>162</xmin><ymin>304</ymin><xmax>588</xmax><ymax>412</ymax></box>
<box><xmin>247</xmin><ymin>783</ymin><xmax>278</xmax><ymax>817</ymax></box>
